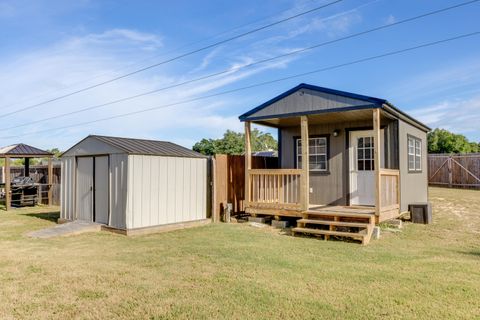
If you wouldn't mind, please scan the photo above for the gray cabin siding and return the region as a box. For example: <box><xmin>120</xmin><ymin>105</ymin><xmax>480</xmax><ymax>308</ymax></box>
<box><xmin>398</xmin><ymin>120</ymin><xmax>428</xmax><ymax>212</ymax></box>
<box><xmin>280</xmin><ymin>118</ymin><xmax>397</xmax><ymax>205</ymax></box>
<box><xmin>248</xmin><ymin>88</ymin><xmax>371</xmax><ymax>119</ymax></box>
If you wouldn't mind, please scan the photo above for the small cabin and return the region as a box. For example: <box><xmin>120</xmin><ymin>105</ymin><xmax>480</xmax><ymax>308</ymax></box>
<box><xmin>60</xmin><ymin>135</ymin><xmax>209</xmax><ymax>235</ymax></box>
<box><xmin>239</xmin><ymin>84</ymin><xmax>429</xmax><ymax>244</ymax></box>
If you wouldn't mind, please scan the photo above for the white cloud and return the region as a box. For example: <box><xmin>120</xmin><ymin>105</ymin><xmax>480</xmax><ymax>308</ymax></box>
<box><xmin>0</xmin><ymin>25</ymin><xmax>302</xmax><ymax>150</ymax></box>
<box><xmin>67</xmin><ymin>28</ymin><xmax>163</xmax><ymax>52</ymax></box>
<box><xmin>189</xmin><ymin>47</ymin><xmax>222</xmax><ymax>74</ymax></box>
<box><xmin>264</xmin><ymin>0</ymin><xmax>378</xmax><ymax>44</ymax></box>
<box><xmin>384</xmin><ymin>14</ymin><xmax>396</xmax><ymax>25</ymax></box>
<box><xmin>387</xmin><ymin>59</ymin><xmax>480</xmax><ymax>102</ymax></box>
<box><xmin>410</xmin><ymin>96</ymin><xmax>480</xmax><ymax>140</ymax></box>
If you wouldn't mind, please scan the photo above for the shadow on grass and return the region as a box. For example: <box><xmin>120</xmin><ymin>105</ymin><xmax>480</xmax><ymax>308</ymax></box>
<box><xmin>25</xmin><ymin>211</ymin><xmax>60</xmax><ymax>223</ymax></box>
<box><xmin>459</xmin><ymin>249</ymin><xmax>480</xmax><ymax>258</ymax></box>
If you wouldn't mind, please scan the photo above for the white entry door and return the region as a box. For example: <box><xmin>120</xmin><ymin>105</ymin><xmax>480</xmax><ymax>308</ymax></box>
<box><xmin>76</xmin><ymin>157</ymin><xmax>94</xmax><ymax>221</ymax></box>
<box><xmin>349</xmin><ymin>130</ymin><xmax>384</xmax><ymax>206</ymax></box>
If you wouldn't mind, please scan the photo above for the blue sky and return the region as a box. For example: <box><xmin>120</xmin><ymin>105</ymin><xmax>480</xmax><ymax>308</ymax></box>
<box><xmin>0</xmin><ymin>0</ymin><xmax>479</xmax><ymax>150</ymax></box>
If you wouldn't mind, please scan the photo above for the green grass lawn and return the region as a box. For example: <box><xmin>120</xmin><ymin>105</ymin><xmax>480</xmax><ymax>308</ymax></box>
<box><xmin>0</xmin><ymin>187</ymin><xmax>479</xmax><ymax>319</ymax></box>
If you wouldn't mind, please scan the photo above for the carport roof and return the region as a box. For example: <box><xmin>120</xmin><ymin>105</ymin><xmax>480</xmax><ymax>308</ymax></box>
<box><xmin>89</xmin><ymin>135</ymin><xmax>207</xmax><ymax>158</ymax></box>
<box><xmin>0</xmin><ymin>143</ymin><xmax>53</xmax><ymax>158</ymax></box>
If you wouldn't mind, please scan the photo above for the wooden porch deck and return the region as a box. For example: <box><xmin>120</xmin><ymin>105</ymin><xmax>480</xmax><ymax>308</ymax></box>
<box><xmin>247</xmin><ymin>205</ymin><xmax>376</xmax><ymax>218</ymax></box>
<box><xmin>247</xmin><ymin>205</ymin><xmax>378</xmax><ymax>245</ymax></box>
<box><xmin>308</xmin><ymin>205</ymin><xmax>376</xmax><ymax>215</ymax></box>
<box><xmin>295</xmin><ymin>206</ymin><xmax>376</xmax><ymax>245</ymax></box>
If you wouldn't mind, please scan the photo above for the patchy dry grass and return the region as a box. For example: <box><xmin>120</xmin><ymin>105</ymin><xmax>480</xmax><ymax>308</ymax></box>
<box><xmin>0</xmin><ymin>188</ymin><xmax>479</xmax><ymax>319</ymax></box>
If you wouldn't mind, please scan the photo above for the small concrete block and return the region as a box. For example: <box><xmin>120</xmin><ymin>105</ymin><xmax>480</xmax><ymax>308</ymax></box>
<box><xmin>249</xmin><ymin>222</ymin><xmax>268</xmax><ymax>228</ymax></box>
<box><xmin>385</xmin><ymin>219</ymin><xmax>403</xmax><ymax>229</ymax></box>
<box><xmin>248</xmin><ymin>216</ymin><xmax>271</xmax><ymax>224</ymax></box>
<box><xmin>372</xmin><ymin>226</ymin><xmax>381</xmax><ymax>240</ymax></box>
<box><xmin>271</xmin><ymin>220</ymin><xmax>291</xmax><ymax>229</ymax></box>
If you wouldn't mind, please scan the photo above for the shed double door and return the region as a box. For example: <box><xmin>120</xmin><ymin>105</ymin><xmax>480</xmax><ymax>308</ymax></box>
<box><xmin>349</xmin><ymin>130</ymin><xmax>384</xmax><ymax>206</ymax></box>
<box><xmin>76</xmin><ymin>156</ymin><xmax>109</xmax><ymax>224</ymax></box>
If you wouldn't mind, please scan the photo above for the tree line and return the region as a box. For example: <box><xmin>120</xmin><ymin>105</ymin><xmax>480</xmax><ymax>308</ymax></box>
<box><xmin>192</xmin><ymin>128</ymin><xmax>479</xmax><ymax>155</ymax></box>
<box><xmin>427</xmin><ymin>128</ymin><xmax>479</xmax><ymax>154</ymax></box>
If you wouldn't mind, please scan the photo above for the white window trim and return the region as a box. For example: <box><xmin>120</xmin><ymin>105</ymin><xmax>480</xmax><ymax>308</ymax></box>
<box><xmin>296</xmin><ymin>137</ymin><xmax>328</xmax><ymax>172</ymax></box>
<box><xmin>408</xmin><ymin>136</ymin><xmax>422</xmax><ymax>172</ymax></box>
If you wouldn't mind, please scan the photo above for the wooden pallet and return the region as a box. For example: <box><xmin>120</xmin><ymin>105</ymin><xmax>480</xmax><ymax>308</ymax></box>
<box><xmin>292</xmin><ymin>208</ymin><xmax>375</xmax><ymax>245</ymax></box>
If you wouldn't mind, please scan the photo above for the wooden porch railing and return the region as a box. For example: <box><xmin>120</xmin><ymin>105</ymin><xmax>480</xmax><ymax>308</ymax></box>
<box><xmin>247</xmin><ymin>169</ymin><xmax>302</xmax><ymax>210</ymax></box>
<box><xmin>379</xmin><ymin>169</ymin><xmax>400</xmax><ymax>212</ymax></box>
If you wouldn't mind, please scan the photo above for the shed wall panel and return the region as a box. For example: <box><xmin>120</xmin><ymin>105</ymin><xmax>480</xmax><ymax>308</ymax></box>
<box><xmin>60</xmin><ymin>157</ymin><xmax>76</xmax><ymax>221</ymax></box>
<box><xmin>167</xmin><ymin>157</ymin><xmax>176</xmax><ymax>224</ymax></box>
<box><xmin>126</xmin><ymin>155</ymin><xmax>135</xmax><ymax>228</ymax></box>
<box><xmin>109</xmin><ymin>154</ymin><xmax>128</xmax><ymax>229</ymax></box>
<box><xmin>127</xmin><ymin>155</ymin><xmax>207</xmax><ymax>229</ymax></box>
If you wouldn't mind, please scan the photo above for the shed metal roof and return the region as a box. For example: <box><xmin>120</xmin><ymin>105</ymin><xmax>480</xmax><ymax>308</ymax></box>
<box><xmin>88</xmin><ymin>135</ymin><xmax>207</xmax><ymax>158</ymax></box>
<box><xmin>0</xmin><ymin>143</ymin><xmax>53</xmax><ymax>157</ymax></box>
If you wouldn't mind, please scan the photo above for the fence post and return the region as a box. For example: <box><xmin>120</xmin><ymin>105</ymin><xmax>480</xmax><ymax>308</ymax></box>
<box><xmin>448</xmin><ymin>156</ymin><xmax>452</xmax><ymax>188</ymax></box>
<box><xmin>5</xmin><ymin>157</ymin><xmax>10</xmax><ymax>211</ymax></box>
<box><xmin>244</xmin><ymin>122</ymin><xmax>252</xmax><ymax>208</ymax></box>
<box><xmin>48</xmin><ymin>158</ymin><xmax>53</xmax><ymax>206</ymax></box>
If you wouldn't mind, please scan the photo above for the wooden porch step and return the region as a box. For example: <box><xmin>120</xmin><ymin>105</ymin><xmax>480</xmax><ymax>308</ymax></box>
<box><xmin>304</xmin><ymin>210</ymin><xmax>374</xmax><ymax>219</ymax></box>
<box><xmin>292</xmin><ymin>227</ymin><xmax>365</xmax><ymax>240</ymax></box>
<box><xmin>297</xmin><ymin>219</ymin><xmax>370</xmax><ymax>228</ymax></box>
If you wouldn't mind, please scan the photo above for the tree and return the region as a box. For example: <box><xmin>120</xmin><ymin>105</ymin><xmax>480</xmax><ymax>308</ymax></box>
<box><xmin>191</xmin><ymin>138</ymin><xmax>218</xmax><ymax>155</ymax></box>
<box><xmin>427</xmin><ymin>128</ymin><xmax>479</xmax><ymax>154</ymax></box>
<box><xmin>192</xmin><ymin>129</ymin><xmax>277</xmax><ymax>155</ymax></box>
<box><xmin>47</xmin><ymin>148</ymin><xmax>62</xmax><ymax>158</ymax></box>
<box><xmin>251</xmin><ymin>129</ymin><xmax>277</xmax><ymax>152</ymax></box>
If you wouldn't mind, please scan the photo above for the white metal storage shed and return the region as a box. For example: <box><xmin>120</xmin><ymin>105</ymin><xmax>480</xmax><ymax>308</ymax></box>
<box><xmin>60</xmin><ymin>135</ymin><xmax>209</xmax><ymax>234</ymax></box>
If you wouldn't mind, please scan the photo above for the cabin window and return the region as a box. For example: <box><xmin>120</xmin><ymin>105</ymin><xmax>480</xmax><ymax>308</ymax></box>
<box><xmin>296</xmin><ymin>137</ymin><xmax>328</xmax><ymax>171</ymax></box>
<box><xmin>357</xmin><ymin>136</ymin><xmax>374</xmax><ymax>171</ymax></box>
<box><xmin>408</xmin><ymin>135</ymin><xmax>422</xmax><ymax>172</ymax></box>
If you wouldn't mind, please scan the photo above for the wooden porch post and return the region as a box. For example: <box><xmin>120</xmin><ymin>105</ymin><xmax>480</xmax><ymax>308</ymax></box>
<box><xmin>373</xmin><ymin>108</ymin><xmax>381</xmax><ymax>216</ymax></box>
<box><xmin>48</xmin><ymin>157</ymin><xmax>53</xmax><ymax>206</ymax></box>
<box><xmin>300</xmin><ymin>116</ymin><xmax>309</xmax><ymax>211</ymax></box>
<box><xmin>244</xmin><ymin>121</ymin><xmax>252</xmax><ymax>207</ymax></box>
<box><xmin>5</xmin><ymin>156</ymin><xmax>10</xmax><ymax>211</ymax></box>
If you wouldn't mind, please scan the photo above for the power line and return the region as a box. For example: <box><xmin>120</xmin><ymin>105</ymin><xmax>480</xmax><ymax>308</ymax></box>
<box><xmin>0</xmin><ymin>0</ymin><xmax>342</xmax><ymax>118</ymax></box>
<box><xmin>2</xmin><ymin>31</ymin><xmax>478</xmax><ymax>140</ymax></box>
<box><xmin>0</xmin><ymin>0</ymin><xmax>326</xmax><ymax>110</ymax></box>
<box><xmin>2</xmin><ymin>0</ymin><xmax>477</xmax><ymax>132</ymax></box>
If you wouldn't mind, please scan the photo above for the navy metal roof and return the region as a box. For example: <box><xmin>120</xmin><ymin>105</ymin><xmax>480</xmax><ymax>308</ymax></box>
<box><xmin>239</xmin><ymin>83</ymin><xmax>430</xmax><ymax>132</ymax></box>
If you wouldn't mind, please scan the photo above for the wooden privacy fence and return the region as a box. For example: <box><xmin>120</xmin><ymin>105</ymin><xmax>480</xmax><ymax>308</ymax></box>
<box><xmin>0</xmin><ymin>165</ymin><xmax>61</xmax><ymax>205</ymax></box>
<box><xmin>428</xmin><ymin>153</ymin><xmax>480</xmax><ymax>188</ymax></box>
<box><xmin>213</xmin><ymin>154</ymin><xmax>277</xmax><ymax>221</ymax></box>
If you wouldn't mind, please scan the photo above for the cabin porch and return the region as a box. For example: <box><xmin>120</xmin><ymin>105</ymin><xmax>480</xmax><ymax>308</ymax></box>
<box><xmin>243</xmin><ymin>109</ymin><xmax>401</xmax><ymax>244</ymax></box>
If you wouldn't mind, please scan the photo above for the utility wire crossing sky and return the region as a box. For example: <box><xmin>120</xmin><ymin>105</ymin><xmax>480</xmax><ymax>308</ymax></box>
<box><xmin>0</xmin><ymin>0</ymin><xmax>479</xmax><ymax>149</ymax></box>
<box><xmin>1</xmin><ymin>0</ymin><xmax>476</xmax><ymax>133</ymax></box>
